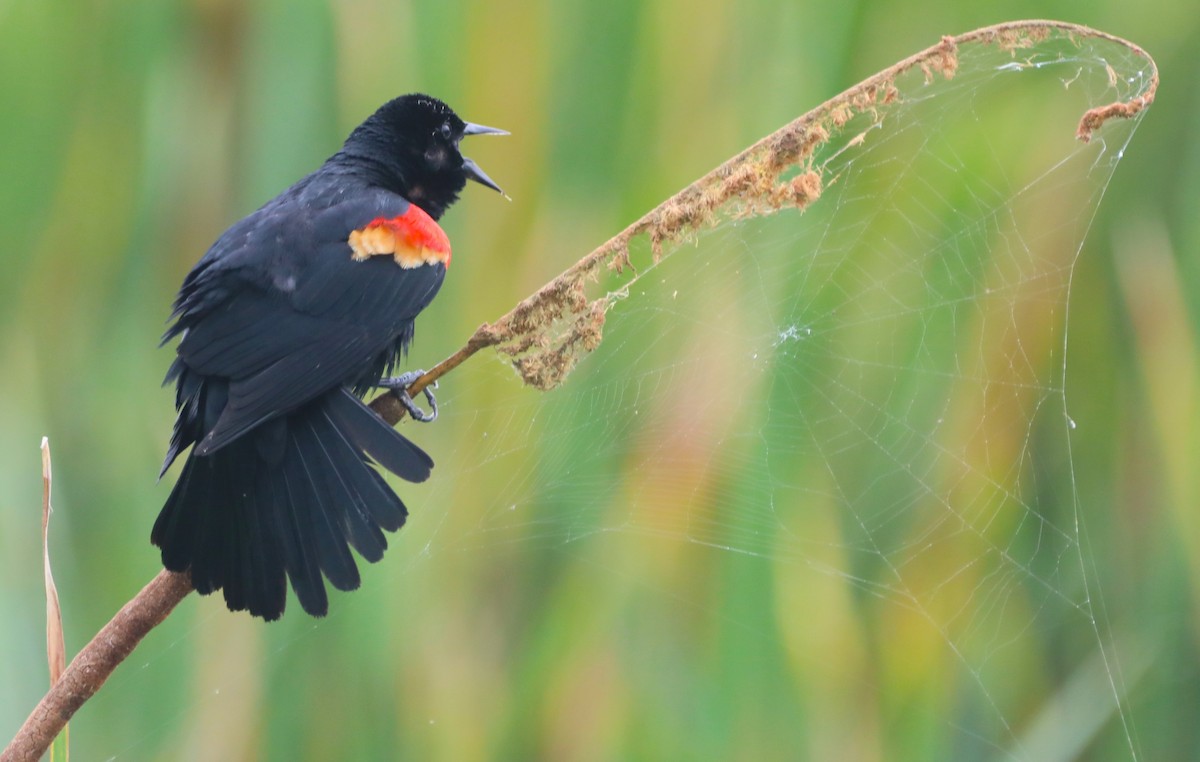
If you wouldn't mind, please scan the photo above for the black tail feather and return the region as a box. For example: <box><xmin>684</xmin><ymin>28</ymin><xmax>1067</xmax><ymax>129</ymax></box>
<box><xmin>289</xmin><ymin>419</ymin><xmax>361</xmax><ymax>592</ymax></box>
<box><xmin>326</xmin><ymin>389</ymin><xmax>433</xmax><ymax>482</ymax></box>
<box><xmin>276</xmin><ymin>453</ymin><xmax>330</xmax><ymax>617</ymax></box>
<box><xmin>318</xmin><ymin>403</ymin><xmax>410</xmax><ymax>533</ymax></box>
<box><xmin>152</xmin><ymin>387</ymin><xmax>430</xmax><ymax>620</ymax></box>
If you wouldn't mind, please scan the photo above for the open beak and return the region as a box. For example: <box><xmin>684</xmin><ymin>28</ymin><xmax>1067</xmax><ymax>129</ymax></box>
<box><xmin>461</xmin><ymin>122</ymin><xmax>508</xmax><ymax>196</ymax></box>
<box><xmin>461</xmin><ymin>157</ymin><xmax>505</xmax><ymax>196</ymax></box>
<box><xmin>462</xmin><ymin>122</ymin><xmax>509</xmax><ymax>137</ymax></box>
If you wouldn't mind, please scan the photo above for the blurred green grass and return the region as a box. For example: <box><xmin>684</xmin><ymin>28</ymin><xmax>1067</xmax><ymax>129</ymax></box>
<box><xmin>1</xmin><ymin>2</ymin><xmax>1197</xmax><ymax>760</ymax></box>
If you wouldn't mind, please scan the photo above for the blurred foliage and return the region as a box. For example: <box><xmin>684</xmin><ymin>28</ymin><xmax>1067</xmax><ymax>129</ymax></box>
<box><xmin>0</xmin><ymin>1</ymin><xmax>1196</xmax><ymax>760</ymax></box>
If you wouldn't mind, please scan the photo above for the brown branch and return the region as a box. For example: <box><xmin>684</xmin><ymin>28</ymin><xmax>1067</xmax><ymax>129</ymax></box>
<box><xmin>2</xmin><ymin>571</ymin><xmax>193</xmax><ymax>762</ymax></box>
<box><xmin>394</xmin><ymin>19</ymin><xmax>1159</xmax><ymax>394</ymax></box>
<box><xmin>366</xmin><ymin>325</ymin><xmax>502</xmax><ymax>422</ymax></box>
<box><xmin>2</xmin><ymin>19</ymin><xmax>1158</xmax><ymax>762</ymax></box>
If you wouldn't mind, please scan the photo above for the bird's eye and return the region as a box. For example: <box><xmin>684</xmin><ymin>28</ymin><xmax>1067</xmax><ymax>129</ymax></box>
<box><xmin>438</xmin><ymin>121</ymin><xmax>453</xmax><ymax>140</ymax></box>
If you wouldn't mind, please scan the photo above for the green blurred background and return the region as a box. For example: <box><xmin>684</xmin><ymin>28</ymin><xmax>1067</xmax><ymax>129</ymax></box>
<box><xmin>0</xmin><ymin>1</ymin><xmax>1196</xmax><ymax>760</ymax></box>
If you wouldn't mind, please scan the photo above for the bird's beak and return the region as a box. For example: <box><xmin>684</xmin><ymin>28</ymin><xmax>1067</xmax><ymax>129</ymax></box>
<box><xmin>462</xmin><ymin>122</ymin><xmax>509</xmax><ymax>137</ymax></box>
<box><xmin>461</xmin><ymin>157</ymin><xmax>505</xmax><ymax>196</ymax></box>
<box><xmin>461</xmin><ymin>122</ymin><xmax>508</xmax><ymax>197</ymax></box>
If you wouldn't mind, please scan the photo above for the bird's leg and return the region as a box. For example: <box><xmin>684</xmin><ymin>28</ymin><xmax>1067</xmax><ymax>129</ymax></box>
<box><xmin>377</xmin><ymin>370</ymin><xmax>438</xmax><ymax>422</ymax></box>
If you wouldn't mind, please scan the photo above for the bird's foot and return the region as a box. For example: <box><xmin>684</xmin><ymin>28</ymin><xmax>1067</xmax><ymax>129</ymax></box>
<box><xmin>378</xmin><ymin>370</ymin><xmax>438</xmax><ymax>422</ymax></box>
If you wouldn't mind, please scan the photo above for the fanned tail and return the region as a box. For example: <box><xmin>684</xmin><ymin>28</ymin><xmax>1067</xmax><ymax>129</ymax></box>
<box><xmin>152</xmin><ymin>388</ymin><xmax>432</xmax><ymax>620</ymax></box>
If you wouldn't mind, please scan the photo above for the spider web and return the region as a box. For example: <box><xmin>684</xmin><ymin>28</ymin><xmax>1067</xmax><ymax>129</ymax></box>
<box><xmin>399</xmin><ymin>31</ymin><xmax>1154</xmax><ymax>760</ymax></box>
<box><xmin>82</xmin><ymin>26</ymin><xmax>1156</xmax><ymax>761</ymax></box>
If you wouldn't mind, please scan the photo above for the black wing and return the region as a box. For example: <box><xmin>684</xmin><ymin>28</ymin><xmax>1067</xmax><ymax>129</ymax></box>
<box><xmin>167</xmin><ymin>187</ymin><xmax>446</xmax><ymax>456</ymax></box>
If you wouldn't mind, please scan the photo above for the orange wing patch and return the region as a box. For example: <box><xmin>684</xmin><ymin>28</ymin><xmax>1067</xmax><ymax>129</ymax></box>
<box><xmin>348</xmin><ymin>205</ymin><xmax>451</xmax><ymax>268</ymax></box>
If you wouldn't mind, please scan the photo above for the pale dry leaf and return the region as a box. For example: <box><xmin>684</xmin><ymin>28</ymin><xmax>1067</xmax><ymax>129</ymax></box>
<box><xmin>41</xmin><ymin>437</ymin><xmax>69</xmax><ymax>761</ymax></box>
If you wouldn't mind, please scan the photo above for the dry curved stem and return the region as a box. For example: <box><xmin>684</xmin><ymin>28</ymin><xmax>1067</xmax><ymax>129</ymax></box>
<box><xmin>2</xmin><ymin>19</ymin><xmax>1157</xmax><ymax>762</ymax></box>
<box><xmin>374</xmin><ymin>19</ymin><xmax>1157</xmax><ymax>396</ymax></box>
<box><xmin>2</xmin><ymin>571</ymin><xmax>193</xmax><ymax>762</ymax></box>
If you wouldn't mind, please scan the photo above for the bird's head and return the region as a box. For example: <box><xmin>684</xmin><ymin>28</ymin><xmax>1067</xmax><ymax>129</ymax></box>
<box><xmin>342</xmin><ymin>94</ymin><xmax>506</xmax><ymax>219</ymax></box>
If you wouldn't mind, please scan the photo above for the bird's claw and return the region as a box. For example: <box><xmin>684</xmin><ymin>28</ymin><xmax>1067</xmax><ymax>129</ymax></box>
<box><xmin>378</xmin><ymin>370</ymin><xmax>439</xmax><ymax>423</ymax></box>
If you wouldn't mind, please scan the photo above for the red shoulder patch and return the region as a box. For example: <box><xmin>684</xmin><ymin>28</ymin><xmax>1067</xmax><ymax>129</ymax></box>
<box><xmin>348</xmin><ymin>205</ymin><xmax>451</xmax><ymax>268</ymax></box>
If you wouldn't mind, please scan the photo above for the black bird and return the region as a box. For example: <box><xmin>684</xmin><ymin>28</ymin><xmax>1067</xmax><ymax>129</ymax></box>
<box><xmin>152</xmin><ymin>94</ymin><xmax>505</xmax><ymax>620</ymax></box>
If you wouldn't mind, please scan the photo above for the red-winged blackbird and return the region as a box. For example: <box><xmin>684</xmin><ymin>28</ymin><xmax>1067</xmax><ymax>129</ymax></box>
<box><xmin>152</xmin><ymin>94</ymin><xmax>504</xmax><ymax>620</ymax></box>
